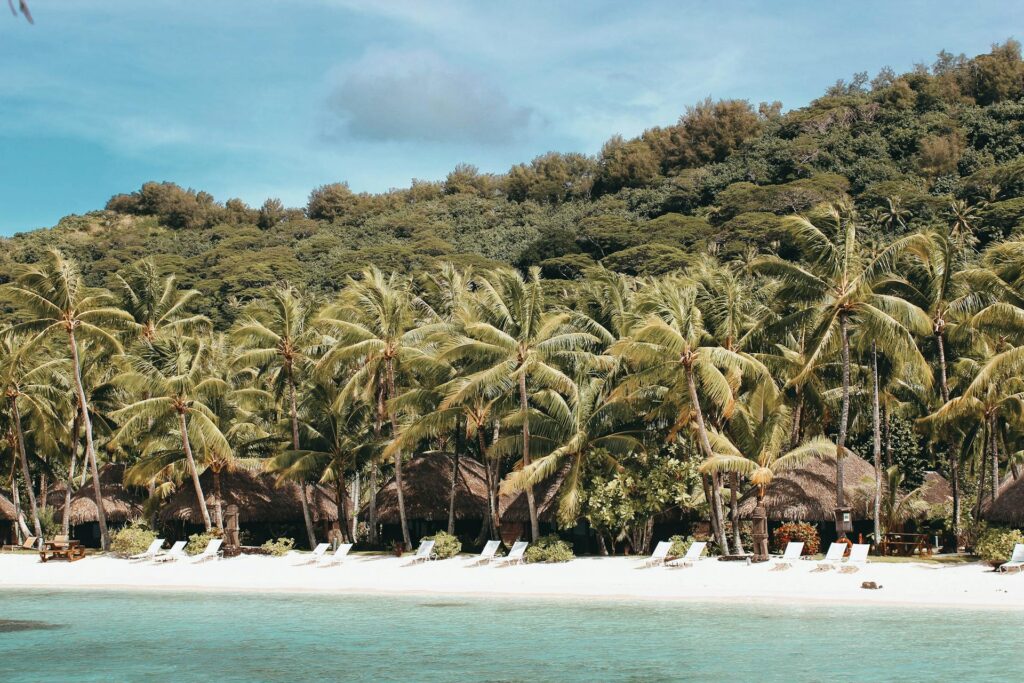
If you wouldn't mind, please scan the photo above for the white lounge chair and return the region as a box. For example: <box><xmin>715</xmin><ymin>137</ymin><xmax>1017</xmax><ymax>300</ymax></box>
<box><xmin>838</xmin><ymin>543</ymin><xmax>870</xmax><ymax>573</ymax></box>
<box><xmin>771</xmin><ymin>541</ymin><xmax>805</xmax><ymax>570</ymax></box>
<box><xmin>642</xmin><ymin>541</ymin><xmax>672</xmax><ymax>567</ymax></box>
<box><xmin>667</xmin><ymin>541</ymin><xmax>706</xmax><ymax>568</ymax></box>
<box><xmin>153</xmin><ymin>540</ymin><xmax>188</xmax><ymax>563</ymax></box>
<box><xmin>466</xmin><ymin>540</ymin><xmax>502</xmax><ymax>566</ymax></box>
<box><xmin>494</xmin><ymin>540</ymin><xmax>528</xmax><ymax>566</ymax></box>
<box><xmin>191</xmin><ymin>539</ymin><xmax>223</xmax><ymax>563</ymax></box>
<box><xmin>406</xmin><ymin>540</ymin><xmax>436</xmax><ymax>565</ymax></box>
<box><xmin>998</xmin><ymin>543</ymin><xmax>1024</xmax><ymax>574</ymax></box>
<box><xmin>813</xmin><ymin>542</ymin><xmax>848</xmax><ymax>571</ymax></box>
<box><xmin>293</xmin><ymin>542</ymin><xmax>330</xmax><ymax>565</ymax></box>
<box><xmin>318</xmin><ymin>543</ymin><xmax>354</xmax><ymax>567</ymax></box>
<box><xmin>129</xmin><ymin>538</ymin><xmax>165</xmax><ymax>561</ymax></box>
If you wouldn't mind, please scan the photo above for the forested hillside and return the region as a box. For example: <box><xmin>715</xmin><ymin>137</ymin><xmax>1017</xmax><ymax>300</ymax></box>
<box><xmin>4</xmin><ymin>41</ymin><xmax>1023</xmax><ymax>330</ymax></box>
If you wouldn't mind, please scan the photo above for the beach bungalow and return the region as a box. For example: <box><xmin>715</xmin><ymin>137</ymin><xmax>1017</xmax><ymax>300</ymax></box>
<box><xmin>0</xmin><ymin>492</ymin><xmax>17</xmax><ymax>545</ymax></box>
<box><xmin>46</xmin><ymin>463</ymin><xmax>146</xmax><ymax>547</ymax></box>
<box><xmin>158</xmin><ymin>468</ymin><xmax>339</xmax><ymax>547</ymax></box>
<box><xmin>985</xmin><ymin>475</ymin><xmax>1024</xmax><ymax>525</ymax></box>
<box><xmin>497</xmin><ymin>466</ymin><xmax>568</xmax><ymax>545</ymax></box>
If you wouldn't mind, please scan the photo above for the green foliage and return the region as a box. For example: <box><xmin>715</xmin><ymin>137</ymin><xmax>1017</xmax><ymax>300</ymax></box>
<box><xmin>667</xmin><ymin>535</ymin><xmax>696</xmax><ymax>557</ymax></box>
<box><xmin>260</xmin><ymin>537</ymin><xmax>295</xmax><ymax>557</ymax></box>
<box><xmin>524</xmin><ymin>535</ymin><xmax>575</xmax><ymax>563</ymax></box>
<box><xmin>771</xmin><ymin>522</ymin><xmax>821</xmax><ymax>555</ymax></box>
<box><xmin>423</xmin><ymin>531</ymin><xmax>462</xmax><ymax>559</ymax></box>
<box><xmin>110</xmin><ymin>522</ymin><xmax>158</xmax><ymax>557</ymax></box>
<box><xmin>37</xmin><ymin>506</ymin><xmax>60</xmax><ymax>540</ymax></box>
<box><xmin>186</xmin><ymin>530</ymin><xmax>222</xmax><ymax>556</ymax></box>
<box><xmin>974</xmin><ymin>527</ymin><xmax>1024</xmax><ymax>566</ymax></box>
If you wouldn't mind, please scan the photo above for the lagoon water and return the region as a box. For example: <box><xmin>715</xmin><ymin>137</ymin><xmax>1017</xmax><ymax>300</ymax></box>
<box><xmin>1</xmin><ymin>588</ymin><xmax>1020</xmax><ymax>681</ymax></box>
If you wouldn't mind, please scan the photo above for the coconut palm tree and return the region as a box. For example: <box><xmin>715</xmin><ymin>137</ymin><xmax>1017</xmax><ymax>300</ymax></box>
<box><xmin>3</xmin><ymin>249</ymin><xmax>132</xmax><ymax>549</ymax></box>
<box><xmin>115</xmin><ymin>259</ymin><xmax>210</xmax><ymax>342</ymax></box>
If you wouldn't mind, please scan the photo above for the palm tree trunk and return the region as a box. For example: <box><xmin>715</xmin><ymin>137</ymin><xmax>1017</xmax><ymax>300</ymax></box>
<box><xmin>729</xmin><ymin>472</ymin><xmax>743</xmax><ymax>554</ymax></box>
<box><xmin>789</xmin><ymin>390</ymin><xmax>803</xmax><ymax>449</ymax></box>
<box><xmin>479</xmin><ymin>429</ymin><xmax>500</xmax><ymax>538</ymax></box>
<box><xmin>62</xmin><ymin>413</ymin><xmax>79</xmax><ymax>536</ymax></box>
<box><xmin>990</xmin><ymin>414</ymin><xmax>1000</xmax><ymax>506</ymax></box>
<box><xmin>448</xmin><ymin>416</ymin><xmax>464</xmax><ymax>535</ymax></box>
<box><xmin>67</xmin><ymin>329</ymin><xmax>110</xmax><ymax>550</ymax></box>
<box><xmin>976</xmin><ymin>430</ymin><xmax>987</xmax><ymax>520</ymax></box>
<box><xmin>517</xmin><ymin>372</ymin><xmax>541</xmax><ymax>541</ymax></box>
<box><xmin>10</xmin><ymin>470</ymin><xmax>31</xmax><ymax>540</ymax></box>
<box><xmin>337</xmin><ymin>477</ymin><xmax>352</xmax><ymax>544</ymax></box>
<box><xmin>936</xmin><ymin>331</ymin><xmax>960</xmax><ymax>544</ymax></box>
<box><xmin>288</xmin><ymin>374</ymin><xmax>317</xmax><ymax>549</ymax></box>
<box><xmin>835</xmin><ymin>313</ymin><xmax>851</xmax><ymax>538</ymax></box>
<box><xmin>871</xmin><ymin>343</ymin><xmax>882</xmax><ymax>547</ymax></box>
<box><xmin>9</xmin><ymin>398</ymin><xmax>43</xmax><ymax>539</ymax></box>
<box><xmin>351</xmin><ymin>471</ymin><xmax>360</xmax><ymax>541</ymax></box>
<box><xmin>211</xmin><ymin>466</ymin><xmax>224</xmax><ymax>531</ymax></box>
<box><xmin>386</xmin><ymin>359</ymin><xmax>412</xmax><ymax>549</ymax></box>
<box><xmin>686</xmin><ymin>365</ymin><xmax>729</xmax><ymax>552</ymax></box>
<box><xmin>177</xmin><ymin>411</ymin><xmax>212</xmax><ymax>531</ymax></box>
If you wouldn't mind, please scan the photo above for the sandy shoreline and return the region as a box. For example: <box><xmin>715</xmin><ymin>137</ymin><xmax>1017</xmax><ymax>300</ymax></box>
<box><xmin>2</xmin><ymin>553</ymin><xmax>1023</xmax><ymax>610</ymax></box>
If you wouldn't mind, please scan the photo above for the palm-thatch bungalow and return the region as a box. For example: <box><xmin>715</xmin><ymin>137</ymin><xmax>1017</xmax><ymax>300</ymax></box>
<box><xmin>158</xmin><ymin>467</ymin><xmax>339</xmax><ymax>547</ymax></box>
<box><xmin>986</xmin><ymin>475</ymin><xmax>1024</xmax><ymax>525</ymax></box>
<box><xmin>47</xmin><ymin>463</ymin><xmax>146</xmax><ymax>546</ymax></box>
<box><xmin>364</xmin><ymin>452</ymin><xmax>490</xmax><ymax>543</ymax></box>
<box><xmin>497</xmin><ymin>465</ymin><xmax>567</xmax><ymax>544</ymax></box>
<box><xmin>920</xmin><ymin>471</ymin><xmax>954</xmax><ymax>512</ymax></box>
<box><xmin>0</xmin><ymin>492</ymin><xmax>17</xmax><ymax>545</ymax></box>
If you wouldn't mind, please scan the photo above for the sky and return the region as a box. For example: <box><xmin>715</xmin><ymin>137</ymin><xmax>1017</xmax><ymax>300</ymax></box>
<box><xmin>0</xmin><ymin>0</ymin><xmax>1020</xmax><ymax>235</ymax></box>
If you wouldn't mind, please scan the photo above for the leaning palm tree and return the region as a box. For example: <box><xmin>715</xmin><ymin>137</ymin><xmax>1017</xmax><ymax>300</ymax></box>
<box><xmin>3</xmin><ymin>249</ymin><xmax>132</xmax><ymax>549</ymax></box>
<box><xmin>112</xmin><ymin>336</ymin><xmax>232</xmax><ymax>531</ymax></box>
<box><xmin>232</xmin><ymin>284</ymin><xmax>322</xmax><ymax>548</ymax></box>
<box><xmin>115</xmin><ymin>259</ymin><xmax>210</xmax><ymax>342</ymax></box>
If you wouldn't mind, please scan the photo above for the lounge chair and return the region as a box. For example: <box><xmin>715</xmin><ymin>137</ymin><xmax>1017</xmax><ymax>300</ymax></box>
<box><xmin>838</xmin><ymin>543</ymin><xmax>870</xmax><ymax>573</ymax></box>
<box><xmin>153</xmin><ymin>541</ymin><xmax>188</xmax><ymax>563</ymax></box>
<box><xmin>494</xmin><ymin>541</ymin><xmax>528</xmax><ymax>566</ymax></box>
<box><xmin>406</xmin><ymin>540</ymin><xmax>436</xmax><ymax>565</ymax></box>
<box><xmin>771</xmin><ymin>541</ymin><xmax>805</xmax><ymax>570</ymax></box>
<box><xmin>667</xmin><ymin>541</ymin><xmax>706</xmax><ymax>568</ymax></box>
<box><xmin>293</xmin><ymin>542</ymin><xmax>331</xmax><ymax>565</ymax></box>
<box><xmin>466</xmin><ymin>540</ymin><xmax>502</xmax><ymax>567</ymax></box>
<box><xmin>129</xmin><ymin>539</ymin><xmax>165</xmax><ymax>561</ymax></box>
<box><xmin>318</xmin><ymin>543</ymin><xmax>354</xmax><ymax>567</ymax></box>
<box><xmin>998</xmin><ymin>543</ymin><xmax>1024</xmax><ymax>574</ymax></box>
<box><xmin>190</xmin><ymin>539</ymin><xmax>223</xmax><ymax>564</ymax></box>
<box><xmin>812</xmin><ymin>542</ymin><xmax>848</xmax><ymax>571</ymax></box>
<box><xmin>3</xmin><ymin>536</ymin><xmax>38</xmax><ymax>552</ymax></box>
<box><xmin>642</xmin><ymin>541</ymin><xmax>672</xmax><ymax>568</ymax></box>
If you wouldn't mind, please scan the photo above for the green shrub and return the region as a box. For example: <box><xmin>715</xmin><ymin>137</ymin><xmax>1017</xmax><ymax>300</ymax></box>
<box><xmin>771</xmin><ymin>522</ymin><xmax>821</xmax><ymax>555</ymax></box>
<box><xmin>110</xmin><ymin>522</ymin><xmax>158</xmax><ymax>557</ymax></box>
<box><xmin>975</xmin><ymin>527</ymin><xmax>1024</xmax><ymax>566</ymax></box>
<box><xmin>260</xmin><ymin>537</ymin><xmax>295</xmax><ymax>557</ymax></box>
<box><xmin>668</xmin><ymin>535</ymin><xmax>695</xmax><ymax>558</ymax></box>
<box><xmin>186</xmin><ymin>529</ymin><xmax>222</xmax><ymax>556</ymax></box>
<box><xmin>38</xmin><ymin>507</ymin><xmax>60</xmax><ymax>540</ymax></box>
<box><xmin>524</xmin><ymin>535</ymin><xmax>574</xmax><ymax>563</ymax></box>
<box><xmin>423</xmin><ymin>531</ymin><xmax>462</xmax><ymax>559</ymax></box>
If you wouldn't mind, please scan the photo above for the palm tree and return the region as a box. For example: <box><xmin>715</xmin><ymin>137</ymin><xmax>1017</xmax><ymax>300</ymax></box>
<box><xmin>115</xmin><ymin>259</ymin><xmax>210</xmax><ymax>342</ymax></box>
<box><xmin>232</xmin><ymin>284</ymin><xmax>321</xmax><ymax>548</ymax></box>
<box><xmin>3</xmin><ymin>250</ymin><xmax>132</xmax><ymax>549</ymax></box>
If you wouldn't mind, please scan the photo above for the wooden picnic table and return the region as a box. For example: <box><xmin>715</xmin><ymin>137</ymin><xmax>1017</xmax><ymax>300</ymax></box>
<box><xmin>39</xmin><ymin>539</ymin><xmax>85</xmax><ymax>562</ymax></box>
<box><xmin>879</xmin><ymin>533</ymin><xmax>934</xmax><ymax>558</ymax></box>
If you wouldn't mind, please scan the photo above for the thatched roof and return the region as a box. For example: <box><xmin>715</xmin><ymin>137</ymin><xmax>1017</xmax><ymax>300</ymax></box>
<box><xmin>47</xmin><ymin>463</ymin><xmax>145</xmax><ymax>525</ymax></box>
<box><xmin>920</xmin><ymin>471</ymin><xmax>953</xmax><ymax>508</ymax></box>
<box><xmin>366</xmin><ymin>452</ymin><xmax>489</xmax><ymax>524</ymax></box>
<box><xmin>986</xmin><ymin>475</ymin><xmax>1024</xmax><ymax>524</ymax></box>
<box><xmin>0</xmin><ymin>492</ymin><xmax>17</xmax><ymax>521</ymax></box>
<box><xmin>159</xmin><ymin>468</ymin><xmax>338</xmax><ymax>524</ymax></box>
<box><xmin>498</xmin><ymin>464</ymin><xmax>567</xmax><ymax>523</ymax></box>
<box><xmin>737</xmin><ymin>452</ymin><xmax>877</xmax><ymax>522</ymax></box>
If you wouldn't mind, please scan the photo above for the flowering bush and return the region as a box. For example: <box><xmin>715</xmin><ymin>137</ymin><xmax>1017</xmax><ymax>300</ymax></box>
<box><xmin>771</xmin><ymin>522</ymin><xmax>820</xmax><ymax>555</ymax></box>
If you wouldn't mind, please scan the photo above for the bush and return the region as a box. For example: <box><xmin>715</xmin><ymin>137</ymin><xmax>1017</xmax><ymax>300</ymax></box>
<box><xmin>186</xmin><ymin>529</ymin><xmax>223</xmax><ymax>556</ymax></box>
<box><xmin>260</xmin><ymin>537</ymin><xmax>295</xmax><ymax>557</ymax></box>
<box><xmin>975</xmin><ymin>528</ymin><xmax>1024</xmax><ymax>567</ymax></box>
<box><xmin>524</xmin><ymin>535</ymin><xmax>574</xmax><ymax>563</ymax></box>
<box><xmin>668</xmin><ymin>535</ymin><xmax>696</xmax><ymax>558</ymax></box>
<box><xmin>772</xmin><ymin>522</ymin><xmax>821</xmax><ymax>555</ymax></box>
<box><xmin>110</xmin><ymin>521</ymin><xmax>158</xmax><ymax>557</ymax></box>
<box><xmin>423</xmin><ymin>531</ymin><xmax>462</xmax><ymax>559</ymax></box>
<box><xmin>38</xmin><ymin>506</ymin><xmax>60</xmax><ymax>540</ymax></box>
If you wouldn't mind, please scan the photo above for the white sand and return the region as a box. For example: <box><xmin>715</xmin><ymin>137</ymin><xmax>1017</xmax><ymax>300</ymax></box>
<box><xmin>2</xmin><ymin>553</ymin><xmax>1022</xmax><ymax>609</ymax></box>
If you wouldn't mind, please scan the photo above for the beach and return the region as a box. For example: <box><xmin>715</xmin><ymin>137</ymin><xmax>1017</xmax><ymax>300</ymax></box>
<box><xmin>2</xmin><ymin>553</ymin><xmax>1022</xmax><ymax>609</ymax></box>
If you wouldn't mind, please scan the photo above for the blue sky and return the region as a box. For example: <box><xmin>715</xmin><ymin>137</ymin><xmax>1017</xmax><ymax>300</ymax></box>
<box><xmin>0</xmin><ymin>0</ymin><xmax>1019</xmax><ymax>234</ymax></box>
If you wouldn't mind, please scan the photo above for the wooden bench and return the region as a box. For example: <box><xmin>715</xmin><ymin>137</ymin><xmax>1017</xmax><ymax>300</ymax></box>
<box><xmin>880</xmin><ymin>533</ymin><xmax>934</xmax><ymax>558</ymax></box>
<box><xmin>39</xmin><ymin>539</ymin><xmax>85</xmax><ymax>562</ymax></box>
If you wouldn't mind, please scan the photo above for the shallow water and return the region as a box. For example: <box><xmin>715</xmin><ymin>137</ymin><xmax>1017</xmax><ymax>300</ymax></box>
<box><xmin>0</xmin><ymin>588</ymin><xmax>1020</xmax><ymax>681</ymax></box>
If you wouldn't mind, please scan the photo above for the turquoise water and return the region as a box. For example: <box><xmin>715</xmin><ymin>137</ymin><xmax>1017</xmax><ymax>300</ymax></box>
<box><xmin>1</xmin><ymin>589</ymin><xmax>1021</xmax><ymax>682</ymax></box>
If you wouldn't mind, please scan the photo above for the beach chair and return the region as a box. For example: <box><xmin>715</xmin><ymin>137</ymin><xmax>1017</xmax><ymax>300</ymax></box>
<box><xmin>3</xmin><ymin>536</ymin><xmax>38</xmax><ymax>552</ymax></box>
<box><xmin>294</xmin><ymin>542</ymin><xmax>331</xmax><ymax>565</ymax></box>
<box><xmin>466</xmin><ymin>540</ymin><xmax>502</xmax><ymax>567</ymax></box>
<box><xmin>667</xmin><ymin>541</ymin><xmax>707</xmax><ymax>568</ymax></box>
<box><xmin>997</xmin><ymin>543</ymin><xmax>1024</xmax><ymax>574</ymax></box>
<box><xmin>771</xmin><ymin>541</ymin><xmax>805</xmax><ymax>570</ymax></box>
<box><xmin>812</xmin><ymin>542</ymin><xmax>848</xmax><ymax>571</ymax></box>
<box><xmin>494</xmin><ymin>541</ymin><xmax>528</xmax><ymax>566</ymax></box>
<box><xmin>153</xmin><ymin>541</ymin><xmax>188</xmax><ymax>563</ymax></box>
<box><xmin>318</xmin><ymin>543</ymin><xmax>354</xmax><ymax>567</ymax></box>
<box><xmin>838</xmin><ymin>544</ymin><xmax>870</xmax><ymax>573</ymax></box>
<box><xmin>190</xmin><ymin>539</ymin><xmax>223</xmax><ymax>564</ymax></box>
<box><xmin>406</xmin><ymin>540</ymin><xmax>436</xmax><ymax>565</ymax></box>
<box><xmin>642</xmin><ymin>541</ymin><xmax>672</xmax><ymax>567</ymax></box>
<box><xmin>129</xmin><ymin>538</ymin><xmax>165</xmax><ymax>561</ymax></box>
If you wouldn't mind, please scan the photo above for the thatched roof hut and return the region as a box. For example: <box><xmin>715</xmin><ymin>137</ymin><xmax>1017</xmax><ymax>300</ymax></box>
<box><xmin>498</xmin><ymin>465</ymin><xmax>567</xmax><ymax>524</ymax></box>
<box><xmin>0</xmin><ymin>492</ymin><xmax>17</xmax><ymax>521</ymax></box>
<box><xmin>366</xmin><ymin>452</ymin><xmax>489</xmax><ymax>524</ymax></box>
<box><xmin>158</xmin><ymin>468</ymin><xmax>338</xmax><ymax>524</ymax></box>
<box><xmin>986</xmin><ymin>475</ymin><xmax>1024</xmax><ymax>525</ymax></box>
<box><xmin>920</xmin><ymin>471</ymin><xmax>953</xmax><ymax>508</ymax></box>
<box><xmin>47</xmin><ymin>463</ymin><xmax>145</xmax><ymax>525</ymax></box>
<box><xmin>737</xmin><ymin>452</ymin><xmax>877</xmax><ymax>522</ymax></box>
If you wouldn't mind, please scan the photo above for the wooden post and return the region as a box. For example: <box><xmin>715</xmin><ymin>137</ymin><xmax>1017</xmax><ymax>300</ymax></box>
<box><xmin>224</xmin><ymin>504</ymin><xmax>240</xmax><ymax>557</ymax></box>
<box><xmin>752</xmin><ymin>504</ymin><xmax>769</xmax><ymax>562</ymax></box>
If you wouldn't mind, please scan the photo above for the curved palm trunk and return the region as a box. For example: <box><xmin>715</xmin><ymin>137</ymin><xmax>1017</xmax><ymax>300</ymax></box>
<box><xmin>178</xmin><ymin>411</ymin><xmax>212</xmax><ymax>531</ymax></box>
<box><xmin>61</xmin><ymin>413</ymin><xmax>80</xmax><ymax>536</ymax></box>
<box><xmin>871</xmin><ymin>344</ymin><xmax>882</xmax><ymax>547</ymax></box>
<box><xmin>386</xmin><ymin>359</ymin><xmax>412</xmax><ymax>549</ymax></box>
<box><xmin>517</xmin><ymin>372</ymin><xmax>540</xmax><ymax>541</ymax></box>
<box><xmin>10</xmin><ymin>398</ymin><xmax>42</xmax><ymax>540</ymax></box>
<box><xmin>834</xmin><ymin>313</ymin><xmax>851</xmax><ymax>539</ymax></box>
<box><xmin>287</xmin><ymin>374</ymin><xmax>317</xmax><ymax>549</ymax></box>
<box><xmin>211</xmin><ymin>466</ymin><xmax>224</xmax><ymax>531</ymax></box>
<box><xmin>936</xmin><ymin>331</ymin><xmax>961</xmax><ymax>544</ymax></box>
<box><xmin>10</xmin><ymin>469</ymin><xmax>32</xmax><ymax>540</ymax></box>
<box><xmin>68</xmin><ymin>329</ymin><xmax>110</xmax><ymax>550</ymax></box>
<box><xmin>685</xmin><ymin>365</ymin><xmax>729</xmax><ymax>552</ymax></box>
